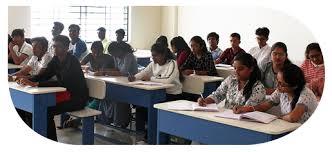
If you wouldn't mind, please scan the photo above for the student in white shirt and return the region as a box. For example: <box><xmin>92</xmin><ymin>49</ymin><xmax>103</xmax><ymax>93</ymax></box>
<box><xmin>233</xmin><ymin>64</ymin><xmax>318</xmax><ymax>124</ymax></box>
<box><xmin>129</xmin><ymin>43</ymin><xmax>183</xmax><ymax>141</ymax></box>
<box><xmin>248</xmin><ymin>27</ymin><xmax>272</xmax><ymax>70</ymax></box>
<box><xmin>207</xmin><ymin>32</ymin><xmax>223</xmax><ymax>61</ymax></box>
<box><xmin>9</xmin><ymin>37</ymin><xmax>52</xmax><ymax>80</ymax></box>
<box><xmin>49</xmin><ymin>22</ymin><xmax>64</xmax><ymax>56</ymax></box>
<box><xmin>97</xmin><ymin>27</ymin><xmax>110</xmax><ymax>54</ymax></box>
<box><xmin>8</xmin><ymin>29</ymin><xmax>33</xmax><ymax>65</ymax></box>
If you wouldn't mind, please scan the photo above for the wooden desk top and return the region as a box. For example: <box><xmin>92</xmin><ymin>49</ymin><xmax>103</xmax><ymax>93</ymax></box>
<box><xmin>154</xmin><ymin>100</ymin><xmax>302</xmax><ymax>135</ymax></box>
<box><xmin>8</xmin><ymin>82</ymin><xmax>66</xmax><ymax>94</ymax></box>
<box><xmin>85</xmin><ymin>75</ymin><xmax>174</xmax><ymax>91</ymax></box>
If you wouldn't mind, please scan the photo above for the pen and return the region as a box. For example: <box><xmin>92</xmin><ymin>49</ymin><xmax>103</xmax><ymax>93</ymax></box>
<box><xmin>128</xmin><ymin>72</ymin><xmax>132</xmax><ymax>77</ymax></box>
<box><xmin>200</xmin><ymin>92</ymin><xmax>204</xmax><ymax>99</ymax></box>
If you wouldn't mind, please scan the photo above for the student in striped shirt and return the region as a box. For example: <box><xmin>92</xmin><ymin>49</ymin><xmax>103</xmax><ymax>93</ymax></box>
<box><xmin>300</xmin><ymin>43</ymin><xmax>324</xmax><ymax>100</ymax></box>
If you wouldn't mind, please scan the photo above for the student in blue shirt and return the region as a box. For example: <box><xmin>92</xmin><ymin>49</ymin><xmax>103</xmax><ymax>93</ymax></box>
<box><xmin>68</xmin><ymin>24</ymin><xmax>87</xmax><ymax>60</ymax></box>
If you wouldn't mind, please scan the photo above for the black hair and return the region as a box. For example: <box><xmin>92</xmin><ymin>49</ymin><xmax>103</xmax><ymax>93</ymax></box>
<box><xmin>234</xmin><ymin>52</ymin><xmax>262</xmax><ymax>101</ymax></box>
<box><xmin>31</xmin><ymin>37</ymin><xmax>49</xmax><ymax>52</ymax></box>
<box><xmin>8</xmin><ymin>34</ymin><xmax>12</xmax><ymax>44</ymax></box>
<box><xmin>255</xmin><ymin>27</ymin><xmax>270</xmax><ymax>38</ymax></box>
<box><xmin>170</xmin><ymin>36</ymin><xmax>191</xmax><ymax>54</ymax></box>
<box><xmin>271</xmin><ymin>42</ymin><xmax>292</xmax><ymax>65</ymax></box>
<box><xmin>207</xmin><ymin>32</ymin><xmax>219</xmax><ymax>42</ymax></box>
<box><xmin>54</xmin><ymin>22</ymin><xmax>64</xmax><ymax>32</ymax></box>
<box><xmin>151</xmin><ymin>43</ymin><xmax>175</xmax><ymax>61</ymax></box>
<box><xmin>156</xmin><ymin>35</ymin><xmax>169</xmax><ymax>48</ymax></box>
<box><xmin>281</xmin><ymin>64</ymin><xmax>306</xmax><ymax>110</ymax></box>
<box><xmin>68</xmin><ymin>24</ymin><xmax>80</xmax><ymax>32</ymax></box>
<box><xmin>91</xmin><ymin>41</ymin><xmax>104</xmax><ymax>54</ymax></box>
<box><xmin>190</xmin><ymin>36</ymin><xmax>208</xmax><ymax>53</ymax></box>
<box><xmin>115</xmin><ymin>29</ymin><xmax>125</xmax><ymax>36</ymax></box>
<box><xmin>11</xmin><ymin>29</ymin><xmax>25</xmax><ymax>38</ymax></box>
<box><xmin>97</xmin><ymin>27</ymin><xmax>106</xmax><ymax>32</ymax></box>
<box><xmin>108</xmin><ymin>41</ymin><xmax>133</xmax><ymax>56</ymax></box>
<box><xmin>53</xmin><ymin>35</ymin><xmax>70</xmax><ymax>49</ymax></box>
<box><xmin>230</xmin><ymin>33</ymin><xmax>241</xmax><ymax>40</ymax></box>
<box><xmin>305</xmin><ymin>43</ymin><xmax>321</xmax><ymax>59</ymax></box>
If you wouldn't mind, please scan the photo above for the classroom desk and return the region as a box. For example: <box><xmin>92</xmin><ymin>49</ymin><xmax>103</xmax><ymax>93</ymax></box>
<box><xmin>8</xmin><ymin>82</ymin><xmax>66</xmax><ymax>137</ymax></box>
<box><xmin>134</xmin><ymin>49</ymin><xmax>151</xmax><ymax>67</ymax></box>
<box><xmin>216</xmin><ymin>66</ymin><xmax>234</xmax><ymax>79</ymax></box>
<box><xmin>85</xmin><ymin>75</ymin><xmax>174</xmax><ymax>144</ymax></box>
<box><xmin>154</xmin><ymin>100</ymin><xmax>301</xmax><ymax>145</ymax></box>
<box><xmin>8</xmin><ymin>63</ymin><xmax>23</xmax><ymax>74</ymax></box>
<box><xmin>182</xmin><ymin>75</ymin><xmax>224</xmax><ymax>97</ymax></box>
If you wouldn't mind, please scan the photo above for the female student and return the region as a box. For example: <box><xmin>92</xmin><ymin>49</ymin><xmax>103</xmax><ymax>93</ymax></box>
<box><xmin>233</xmin><ymin>64</ymin><xmax>318</xmax><ymax>124</ymax></box>
<box><xmin>301</xmin><ymin>43</ymin><xmax>324</xmax><ymax>100</ymax></box>
<box><xmin>198</xmin><ymin>52</ymin><xmax>265</xmax><ymax>109</ymax></box>
<box><xmin>17</xmin><ymin>35</ymin><xmax>89</xmax><ymax>141</ymax></box>
<box><xmin>129</xmin><ymin>43</ymin><xmax>183</xmax><ymax>135</ymax></box>
<box><xmin>181</xmin><ymin>36</ymin><xmax>217</xmax><ymax>76</ymax></box>
<box><xmin>261</xmin><ymin>42</ymin><xmax>292</xmax><ymax>95</ymax></box>
<box><xmin>170</xmin><ymin>36</ymin><xmax>191</xmax><ymax>68</ymax></box>
<box><xmin>104</xmin><ymin>41</ymin><xmax>138</xmax><ymax>128</ymax></box>
<box><xmin>80</xmin><ymin>41</ymin><xmax>115</xmax><ymax>76</ymax></box>
<box><xmin>156</xmin><ymin>35</ymin><xmax>169</xmax><ymax>48</ymax></box>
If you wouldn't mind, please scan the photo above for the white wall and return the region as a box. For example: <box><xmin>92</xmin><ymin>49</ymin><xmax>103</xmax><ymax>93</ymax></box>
<box><xmin>176</xmin><ymin>6</ymin><xmax>316</xmax><ymax>64</ymax></box>
<box><xmin>161</xmin><ymin>6</ymin><xmax>178</xmax><ymax>42</ymax></box>
<box><xmin>8</xmin><ymin>6</ymin><xmax>31</xmax><ymax>37</ymax></box>
<box><xmin>129</xmin><ymin>6</ymin><xmax>161</xmax><ymax>50</ymax></box>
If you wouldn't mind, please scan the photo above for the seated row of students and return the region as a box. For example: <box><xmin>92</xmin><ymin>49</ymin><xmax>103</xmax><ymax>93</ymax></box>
<box><xmin>197</xmin><ymin>52</ymin><xmax>318</xmax><ymax>124</ymax></box>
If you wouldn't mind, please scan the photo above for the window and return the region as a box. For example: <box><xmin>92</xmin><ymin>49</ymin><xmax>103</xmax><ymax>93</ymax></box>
<box><xmin>31</xmin><ymin>6</ymin><xmax>129</xmax><ymax>43</ymax></box>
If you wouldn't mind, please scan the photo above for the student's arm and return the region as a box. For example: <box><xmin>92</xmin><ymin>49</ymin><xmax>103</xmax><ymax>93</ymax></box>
<box><xmin>30</xmin><ymin>57</ymin><xmax>57</xmax><ymax>84</ymax></box>
<box><xmin>177</xmin><ymin>52</ymin><xmax>189</xmax><ymax>67</ymax></box>
<box><xmin>80</xmin><ymin>53</ymin><xmax>91</xmax><ymax>65</ymax></box>
<box><xmin>150</xmin><ymin>61</ymin><xmax>178</xmax><ymax>84</ymax></box>
<box><xmin>133</xmin><ymin>62</ymin><xmax>153</xmax><ymax>81</ymax></box>
<box><xmin>180</xmin><ymin>53</ymin><xmax>194</xmax><ymax>73</ymax></box>
<box><xmin>234</xmin><ymin>89</ymin><xmax>280</xmax><ymax>114</ymax></box>
<box><xmin>206</xmin><ymin>53</ymin><xmax>218</xmax><ymax>76</ymax></box>
<box><xmin>204</xmin><ymin>76</ymin><xmax>231</xmax><ymax>104</ymax></box>
<box><xmin>9</xmin><ymin>49</ymin><xmax>29</xmax><ymax>65</ymax></box>
<box><xmin>281</xmin><ymin>104</ymin><xmax>306</xmax><ymax>123</ymax></box>
<box><xmin>214</xmin><ymin>49</ymin><xmax>227</xmax><ymax>64</ymax></box>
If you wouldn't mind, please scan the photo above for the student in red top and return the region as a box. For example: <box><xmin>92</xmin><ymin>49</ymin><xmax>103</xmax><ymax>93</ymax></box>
<box><xmin>300</xmin><ymin>43</ymin><xmax>324</xmax><ymax>100</ymax></box>
<box><xmin>215</xmin><ymin>33</ymin><xmax>245</xmax><ymax>65</ymax></box>
<box><xmin>170</xmin><ymin>36</ymin><xmax>191</xmax><ymax>68</ymax></box>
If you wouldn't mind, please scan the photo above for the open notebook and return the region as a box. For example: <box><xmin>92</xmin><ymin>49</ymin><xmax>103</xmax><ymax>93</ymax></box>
<box><xmin>215</xmin><ymin>109</ymin><xmax>277</xmax><ymax>124</ymax></box>
<box><xmin>128</xmin><ymin>80</ymin><xmax>163</xmax><ymax>86</ymax></box>
<box><xmin>167</xmin><ymin>101</ymin><xmax>219</xmax><ymax>112</ymax></box>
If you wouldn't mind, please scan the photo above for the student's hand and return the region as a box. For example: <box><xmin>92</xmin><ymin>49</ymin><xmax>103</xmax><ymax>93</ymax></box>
<box><xmin>128</xmin><ymin>75</ymin><xmax>136</xmax><ymax>82</ymax></box>
<box><xmin>197</xmin><ymin>97</ymin><xmax>207</xmax><ymax>107</ymax></box>
<box><xmin>141</xmin><ymin>75</ymin><xmax>151</xmax><ymax>81</ymax></box>
<box><xmin>182</xmin><ymin>69</ymin><xmax>194</xmax><ymax>76</ymax></box>
<box><xmin>8</xmin><ymin>75</ymin><xmax>15</xmax><ymax>82</ymax></box>
<box><xmin>233</xmin><ymin>106</ymin><xmax>253</xmax><ymax>114</ymax></box>
<box><xmin>16</xmin><ymin>78</ymin><xmax>38</xmax><ymax>87</ymax></box>
<box><xmin>281</xmin><ymin>114</ymin><xmax>293</xmax><ymax>122</ymax></box>
<box><xmin>8</xmin><ymin>42</ymin><xmax>15</xmax><ymax>51</ymax></box>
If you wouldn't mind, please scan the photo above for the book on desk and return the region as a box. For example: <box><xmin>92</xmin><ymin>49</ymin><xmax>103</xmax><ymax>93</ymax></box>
<box><xmin>215</xmin><ymin>109</ymin><xmax>278</xmax><ymax>124</ymax></box>
<box><xmin>167</xmin><ymin>100</ymin><xmax>219</xmax><ymax>112</ymax></box>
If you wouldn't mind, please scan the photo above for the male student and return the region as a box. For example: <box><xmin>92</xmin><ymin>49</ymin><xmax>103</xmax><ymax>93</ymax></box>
<box><xmin>49</xmin><ymin>22</ymin><xmax>64</xmax><ymax>56</ymax></box>
<box><xmin>215</xmin><ymin>33</ymin><xmax>246</xmax><ymax>65</ymax></box>
<box><xmin>97</xmin><ymin>27</ymin><xmax>110</xmax><ymax>54</ymax></box>
<box><xmin>248</xmin><ymin>27</ymin><xmax>272</xmax><ymax>70</ymax></box>
<box><xmin>115</xmin><ymin>28</ymin><xmax>126</xmax><ymax>43</ymax></box>
<box><xmin>68</xmin><ymin>24</ymin><xmax>87</xmax><ymax>60</ymax></box>
<box><xmin>17</xmin><ymin>35</ymin><xmax>89</xmax><ymax>141</ymax></box>
<box><xmin>207</xmin><ymin>32</ymin><xmax>223</xmax><ymax>61</ymax></box>
<box><xmin>8</xmin><ymin>29</ymin><xmax>33</xmax><ymax>65</ymax></box>
<box><xmin>9</xmin><ymin>37</ymin><xmax>52</xmax><ymax>80</ymax></box>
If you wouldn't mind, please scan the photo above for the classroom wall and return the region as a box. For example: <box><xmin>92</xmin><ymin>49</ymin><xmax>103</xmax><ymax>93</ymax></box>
<box><xmin>175</xmin><ymin>6</ymin><xmax>317</xmax><ymax>64</ymax></box>
<box><xmin>8</xmin><ymin>6</ymin><xmax>31</xmax><ymax>37</ymax></box>
<box><xmin>129</xmin><ymin>6</ymin><xmax>162</xmax><ymax>50</ymax></box>
<box><xmin>160</xmin><ymin>6</ymin><xmax>178</xmax><ymax>43</ymax></box>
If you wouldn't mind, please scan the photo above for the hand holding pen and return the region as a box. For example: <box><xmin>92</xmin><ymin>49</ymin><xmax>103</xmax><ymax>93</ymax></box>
<box><xmin>198</xmin><ymin>93</ymin><xmax>207</xmax><ymax>107</ymax></box>
<box><xmin>128</xmin><ymin>72</ymin><xmax>136</xmax><ymax>82</ymax></box>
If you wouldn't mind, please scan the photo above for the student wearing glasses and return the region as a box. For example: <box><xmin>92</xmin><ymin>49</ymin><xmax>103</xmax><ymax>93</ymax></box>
<box><xmin>300</xmin><ymin>43</ymin><xmax>324</xmax><ymax>100</ymax></box>
<box><xmin>261</xmin><ymin>42</ymin><xmax>292</xmax><ymax>95</ymax></box>
<box><xmin>233</xmin><ymin>64</ymin><xmax>318</xmax><ymax>124</ymax></box>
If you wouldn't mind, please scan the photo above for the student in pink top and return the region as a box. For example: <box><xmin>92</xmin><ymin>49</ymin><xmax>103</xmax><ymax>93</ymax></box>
<box><xmin>300</xmin><ymin>43</ymin><xmax>324</xmax><ymax>100</ymax></box>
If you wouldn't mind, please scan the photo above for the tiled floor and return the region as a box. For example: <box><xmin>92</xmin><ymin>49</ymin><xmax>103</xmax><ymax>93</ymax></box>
<box><xmin>54</xmin><ymin>115</ymin><xmax>145</xmax><ymax>145</ymax></box>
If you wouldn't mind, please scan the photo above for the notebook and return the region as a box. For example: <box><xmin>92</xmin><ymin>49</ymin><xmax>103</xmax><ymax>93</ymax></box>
<box><xmin>167</xmin><ymin>101</ymin><xmax>219</xmax><ymax>112</ymax></box>
<box><xmin>215</xmin><ymin>109</ymin><xmax>277</xmax><ymax>124</ymax></box>
<box><xmin>215</xmin><ymin>64</ymin><xmax>233</xmax><ymax>68</ymax></box>
<box><xmin>128</xmin><ymin>80</ymin><xmax>163</xmax><ymax>86</ymax></box>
